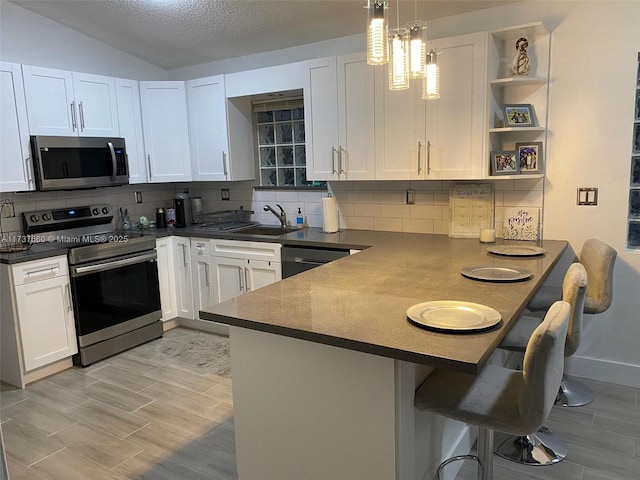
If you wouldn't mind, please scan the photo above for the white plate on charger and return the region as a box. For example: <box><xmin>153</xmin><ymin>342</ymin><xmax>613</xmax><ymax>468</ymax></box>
<box><xmin>407</xmin><ymin>300</ymin><xmax>502</xmax><ymax>333</ymax></box>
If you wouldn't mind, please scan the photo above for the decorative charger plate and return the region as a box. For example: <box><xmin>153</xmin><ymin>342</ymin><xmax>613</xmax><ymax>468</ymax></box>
<box><xmin>487</xmin><ymin>245</ymin><xmax>546</xmax><ymax>257</ymax></box>
<box><xmin>407</xmin><ymin>300</ymin><xmax>502</xmax><ymax>332</ymax></box>
<box><xmin>460</xmin><ymin>265</ymin><xmax>533</xmax><ymax>282</ymax></box>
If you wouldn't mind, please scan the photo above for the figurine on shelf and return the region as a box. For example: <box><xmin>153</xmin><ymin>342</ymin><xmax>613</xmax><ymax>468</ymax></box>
<box><xmin>511</xmin><ymin>37</ymin><xmax>531</xmax><ymax>76</ymax></box>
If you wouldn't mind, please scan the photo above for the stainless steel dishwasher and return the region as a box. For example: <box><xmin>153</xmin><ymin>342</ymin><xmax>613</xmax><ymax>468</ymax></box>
<box><xmin>281</xmin><ymin>245</ymin><xmax>350</xmax><ymax>278</ymax></box>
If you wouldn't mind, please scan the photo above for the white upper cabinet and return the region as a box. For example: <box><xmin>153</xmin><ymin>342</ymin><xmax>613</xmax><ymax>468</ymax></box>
<box><xmin>0</xmin><ymin>62</ymin><xmax>34</xmax><ymax>191</ymax></box>
<box><xmin>375</xmin><ymin>31</ymin><xmax>486</xmax><ymax>180</ymax></box>
<box><xmin>186</xmin><ymin>75</ymin><xmax>254</xmax><ymax>182</ymax></box>
<box><xmin>305</xmin><ymin>53</ymin><xmax>375</xmax><ymax>181</ymax></box>
<box><xmin>115</xmin><ymin>78</ymin><xmax>147</xmax><ymax>184</ymax></box>
<box><xmin>426</xmin><ymin>31</ymin><xmax>487</xmax><ymax>179</ymax></box>
<box><xmin>22</xmin><ymin>65</ymin><xmax>119</xmax><ymax>137</ymax></box>
<box><xmin>139</xmin><ymin>81</ymin><xmax>192</xmax><ymax>183</ymax></box>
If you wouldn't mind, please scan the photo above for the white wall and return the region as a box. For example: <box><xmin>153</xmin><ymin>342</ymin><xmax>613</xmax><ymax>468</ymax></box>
<box><xmin>0</xmin><ymin>1</ymin><xmax>166</xmax><ymax>79</ymax></box>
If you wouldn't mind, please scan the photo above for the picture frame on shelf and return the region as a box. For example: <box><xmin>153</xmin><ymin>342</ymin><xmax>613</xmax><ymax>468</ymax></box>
<box><xmin>515</xmin><ymin>142</ymin><xmax>543</xmax><ymax>174</ymax></box>
<box><xmin>503</xmin><ymin>104</ymin><xmax>535</xmax><ymax>127</ymax></box>
<box><xmin>490</xmin><ymin>150</ymin><xmax>519</xmax><ymax>175</ymax></box>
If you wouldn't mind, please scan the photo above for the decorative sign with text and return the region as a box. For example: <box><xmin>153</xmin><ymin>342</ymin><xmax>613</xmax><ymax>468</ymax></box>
<box><xmin>503</xmin><ymin>207</ymin><xmax>539</xmax><ymax>240</ymax></box>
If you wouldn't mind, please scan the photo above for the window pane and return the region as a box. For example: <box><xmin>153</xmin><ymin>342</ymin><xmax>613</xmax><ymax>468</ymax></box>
<box><xmin>277</xmin><ymin>146</ymin><xmax>294</xmax><ymax>166</ymax></box>
<box><xmin>257</xmin><ymin>111</ymin><xmax>273</xmax><ymax>123</ymax></box>
<box><xmin>274</xmin><ymin>109</ymin><xmax>292</xmax><ymax>121</ymax></box>
<box><xmin>630</xmin><ymin>190</ymin><xmax>640</xmax><ymax>217</ymax></box>
<box><xmin>293</xmin><ymin>121</ymin><xmax>305</xmax><ymax>143</ymax></box>
<box><xmin>258</xmin><ymin>125</ymin><xmax>274</xmax><ymax>145</ymax></box>
<box><xmin>260</xmin><ymin>147</ymin><xmax>275</xmax><ymax>167</ymax></box>
<box><xmin>296</xmin><ymin>168</ymin><xmax>311</xmax><ymax>186</ymax></box>
<box><xmin>628</xmin><ymin>221</ymin><xmax>640</xmax><ymax>248</ymax></box>
<box><xmin>634</xmin><ymin>123</ymin><xmax>640</xmax><ymax>153</ymax></box>
<box><xmin>295</xmin><ymin>145</ymin><xmax>306</xmax><ymax>166</ymax></box>
<box><xmin>292</xmin><ymin>107</ymin><xmax>304</xmax><ymax>120</ymax></box>
<box><xmin>278</xmin><ymin>168</ymin><xmax>295</xmax><ymax>186</ymax></box>
<box><xmin>276</xmin><ymin>123</ymin><xmax>293</xmax><ymax>144</ymax></box>
<box><xmin>261</xmin><ymin>169</ymin><xmax>277</xmax><ymax>187</ymax></box>
<box><xmin>632</xmin><ymin>157</ymin><xmax>640</xmax><ymax>185</ymax></box>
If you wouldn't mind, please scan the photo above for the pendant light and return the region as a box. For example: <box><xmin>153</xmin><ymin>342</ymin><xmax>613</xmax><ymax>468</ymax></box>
<box><xmin>422</xmin><ymin>50</ymin><xmax>440</xmax><ymax>100</ymax></box>
<box><xmin>406</xmin><ymin>1</ymin><xmax>427</xmax><ymax>79</ymax></box>
<box><xmin>366</xmin><ymin>0</ymin><xmax>388</xmax><ymax>65</ymax></box>
<box><xmin>388</xmin><ymin>27</ymin><xmax>410</xmax><ymax>90</ymax></box>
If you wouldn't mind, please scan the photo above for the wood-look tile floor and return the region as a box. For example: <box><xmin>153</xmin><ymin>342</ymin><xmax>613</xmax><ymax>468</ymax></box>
<box><xmin>2</xmin><ymin>328</ymin><xmax>639</xmax><ymax>480</ymax></box>
<box><xmin>1</xmin><ymin>328</ymin><xmax>237</xmax><ymax>480</ymax></box>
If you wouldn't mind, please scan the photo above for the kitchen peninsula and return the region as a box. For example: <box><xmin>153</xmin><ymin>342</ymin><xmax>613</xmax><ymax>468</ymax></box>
<box><xmin>200</xmin><ymin>231</ymin><xmax>567</xmax><ymax>480</ymax></box>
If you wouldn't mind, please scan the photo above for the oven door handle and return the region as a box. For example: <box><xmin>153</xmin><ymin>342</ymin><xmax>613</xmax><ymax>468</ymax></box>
<box><xmin>70</xmin><ymin>251</ymin><xmax>157</xmax><ymax>277</ymax></box>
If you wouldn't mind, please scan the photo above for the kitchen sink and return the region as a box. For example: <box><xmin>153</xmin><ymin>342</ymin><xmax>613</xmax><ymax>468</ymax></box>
<box><xmin>234</xmin><ymin>225</ymin><xmax>299</xmax><ymax>236</ymax></box>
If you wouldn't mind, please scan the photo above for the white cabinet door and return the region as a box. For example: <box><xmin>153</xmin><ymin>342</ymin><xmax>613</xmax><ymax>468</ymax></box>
<box><xmin>304</xmin><ymin>57</ymin><xmax>340</xmax><ymax>180</ymax></box>
<box><xmin>192</xmin><ymin>253</ymin><xmax>214</xmax><ymax>313</ymax></box>
<box><xmin>71</xmin><ymin>72</ymin><xmax>119</xmax><ymax>137</ymax></box>
<box><xmin>15</xmin><ymin>275</ymin><xmax>77</xmax><ymax>371</ymax></box>
<box><xmin>115</xmin><ymin>78</ymin><xmax>147</xmax><ymax>184</ymax></box>
<box><xmin>155</xmin><ymin>238</ymin><xmax>176</xmax><ymax>321</ymax></box>
<box><xmin>336</xmin><ymin>53</ymin><xmax>375</xmax><ymax>180</ymax></box>
<box><xmin>0</xmin><ymin>62</ymin><xmax>34</xmax><ymax>191</ymax></box>
<box><xmin>140</xmin><ymin>81</ymin><xmax>192</xmax><ymax>182</ymax></box>
<box><xmin>374</xmin><ymin>73</ymin><xmax>426</xmax><ymax>180</ymax></box>
<box><xmin>22</xmin><ymin>65</ymin><xmax>76</xmax><ymax>136</ymax></box>
<box><xmin>211</xmin><ymin>256</ymin><xmax>245</xmax><ymax>304</ymax></box>
<box><xmin>426</xmin><ymin>32</ymin><xmax>486</xmax><ymax>179</ymax></box>
<box><xmin>172</xmin><ymin>236</ymin><xmax>194</xmax><ymax>318</ymax></box>
<box><xmin>245</xmin><ymin>259</ymin><xmax>281</xmax><ymax>293</ymax></box>
<box><xmin>186</xmin><ymin>75</ymin><xmax>229</xmax><ymax>181</ymax></box>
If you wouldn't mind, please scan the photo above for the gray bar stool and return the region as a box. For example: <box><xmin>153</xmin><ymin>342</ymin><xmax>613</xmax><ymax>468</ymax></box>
<box><xmin>496</xmin><ymin>262</ymin><xmax>587</xmax><ymax>466</ymax></box>
<box><xmin>527</xmin><ymin>238</ymin><xmax>616</xmax><ymax>406</ymax></box>
<box><xmin>415</xmin><ymin>301</ymin><xmax>570</xmax><ymax>480</ymax></box>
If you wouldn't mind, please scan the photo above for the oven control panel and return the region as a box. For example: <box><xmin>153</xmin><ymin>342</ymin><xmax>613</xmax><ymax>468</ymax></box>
<box><xmin>22</xmin><ymin>204</ymin><xmax>113</xmax><ymax>232</ymax></box>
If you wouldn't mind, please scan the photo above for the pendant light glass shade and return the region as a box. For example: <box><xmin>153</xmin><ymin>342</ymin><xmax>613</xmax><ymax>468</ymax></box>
<box><xmin>388</xmin><ymin>28</ymin><xmax>410</xmax><ymax>91</ymax></box>
<box><xmin>366</xmin><ymin>0</ymin><xmax>388</xmax><ymax>65</ymax></box>
<box><xmin>422</xmin><ymin>50</ymin><xmax>440</xmax><ymax>100</ymax></box>
<box><xmin>407</xmin><ymin>22</ymin><xmax>427</xmax><ymax>79</ymax></box>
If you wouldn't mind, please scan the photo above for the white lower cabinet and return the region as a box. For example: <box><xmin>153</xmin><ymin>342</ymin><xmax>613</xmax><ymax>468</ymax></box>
<box><xmin>1</xmin><ymin>255</ymin><xmax>77</xmax><ymax>388</ymax></box>
<box><xmin>155</xmin><ymin>237</ymin><xmax>177</xmax><ymax>321</ymax></box>
<box><xmin>172</xmin><ymin>236</ymin><xmax>194</xmax><ymax>319</ymax></box>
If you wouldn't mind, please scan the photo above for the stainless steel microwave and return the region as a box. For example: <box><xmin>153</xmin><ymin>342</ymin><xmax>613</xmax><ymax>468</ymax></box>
<box><xmin>31</xmin><ymin>136</ymin><xmax>129</xmax><ymax>191</ymax></box>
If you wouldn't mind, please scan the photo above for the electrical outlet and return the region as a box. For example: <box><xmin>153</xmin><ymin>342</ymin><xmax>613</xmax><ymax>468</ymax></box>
<box><xmin>221</xmin><ymin>189</ymin><xmax>230</xmax><ymax>201</ymax></box>
<box><xmin>135</xmin><ymin>191</ymin><xmax>143</xmax><ymax>203</ymax></box>
<box><xmin>406</xmin><ymin>189</ymin><xmax>416</xmax><ymax>205</ymax></box>
<box><xmin>0</xmin><ymin>200</ymin><xmax>15</xmax><ymax>218</ymax></box>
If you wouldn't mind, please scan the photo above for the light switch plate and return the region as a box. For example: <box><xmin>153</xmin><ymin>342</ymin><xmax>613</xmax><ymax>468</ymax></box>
<box><xmin>406</xmin><ymin>189</ymin><xmax>415</xmax><ymax>205</ymax></box>
<box><xmin>135</xmin><ymin>191</ymin><xmax>143</xmax><ymax>203</ymax></box>
<box><xmin>221</xmin><ymin>188</ymin><xmax>230</xmax><ymax>201</ymax></box>
<box><xmin>577</xmin><ymin>187</ymin><xmax>598</xmax><ymax>205</ymax></box>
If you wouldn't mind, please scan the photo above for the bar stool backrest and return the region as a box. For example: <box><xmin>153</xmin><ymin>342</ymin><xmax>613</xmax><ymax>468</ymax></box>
<box><xmin>563</xmin><ymin>263</ymin><xmax>588</xmax><ymax>357</ymax></box>
<box><xmin>580</xmin><ymin>239</ymin><xmax>617</xmax><ymax>314</ymax></box>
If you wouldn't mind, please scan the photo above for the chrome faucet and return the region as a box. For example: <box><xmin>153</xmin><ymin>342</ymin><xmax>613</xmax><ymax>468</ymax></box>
<box><xmin>264</xmin><ymin>204</ymin><xmax>287</xmax><ymax>228</ymax></box>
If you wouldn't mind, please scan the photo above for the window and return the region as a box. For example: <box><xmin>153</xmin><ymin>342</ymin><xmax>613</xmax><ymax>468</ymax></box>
<box><xmin>253</xmin><ymin>96</ymin><xmax>325</xmax><ymax>189</ymax></box>
<box><xmin>627</xmin><ymin>52</ymin><xmax>640</xmax><ymax>250</ymax></box>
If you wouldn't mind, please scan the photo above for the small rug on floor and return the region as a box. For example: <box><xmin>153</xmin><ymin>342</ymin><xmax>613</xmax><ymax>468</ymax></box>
<box><xmin>158</xmin><ymin>333</ymin><xmax>231</xmax><ymax>376</ymax></box>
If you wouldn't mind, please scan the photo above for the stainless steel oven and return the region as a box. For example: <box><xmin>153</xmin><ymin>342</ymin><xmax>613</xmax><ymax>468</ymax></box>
<box><xmin>23</xmin><ymin>204</ymin><xmax>162</xmax><ymax>366</ymax></box>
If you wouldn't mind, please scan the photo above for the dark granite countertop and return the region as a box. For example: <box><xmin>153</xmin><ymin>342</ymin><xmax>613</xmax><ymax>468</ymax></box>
<box><xmin>200</xmin><ymin>235</ymin><xmax>568</xmax><ymax>373</ymax></box>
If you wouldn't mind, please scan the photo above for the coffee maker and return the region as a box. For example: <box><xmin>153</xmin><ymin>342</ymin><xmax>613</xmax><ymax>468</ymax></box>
<box><xmin>174</xmin><ymin>192</ymin><xmax>192</xmax><ymax>228</ymax></box>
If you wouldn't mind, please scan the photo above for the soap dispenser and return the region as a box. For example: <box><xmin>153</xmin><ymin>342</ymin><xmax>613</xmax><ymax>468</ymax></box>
<box><xmin>296</xmin><ymin>207</ymin><xmax>304</xmax><ymax>228</ymax></box>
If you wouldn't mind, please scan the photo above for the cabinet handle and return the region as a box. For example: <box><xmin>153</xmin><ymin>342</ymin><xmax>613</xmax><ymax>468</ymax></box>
<box><xmin>25</xmin><ymin>265</ymin><xmax>59</xmax><ymax>280</ymax></box>
<box><xmin>427</xmin><ymin>140</ymin><xmax>431</xmax><ymax>175</ymax></box>
<box><xmin>339</xmin><ymin>146</ymin><xmax>345</xmax><ymax>174</ymax></box>
<box><xmin>331</xmin><ymin>147</ymin><xmax>338</xmax><ymax>174</ymax></box>
<box><xmin>244</xmin><ymin>267</ymin><xmax>250</xmax><ymax>293</ymax></box>
<box><xmin>79</xmin><ymin>101</ymin><xmax>85</xmax><ymax>131</ymax></box>
<box><xmin>181</xmin><ymin>244</ymin><xmax>188</xmax><ymax>267</ymax></box>
<box><xmin>65</xmin><ymin>284</ymin><xmax>73</xmax><ymax>312</ymax></box>
<box><xmin>238</xmin><ymin>266</ymin><xmax>244</xmax><ymax>292</ymax></box>
<box><xmin>70</xmin><ymin>102</ymin><xmax>77</xmax><ymax>131</ymax></box>
<box><xmin>222</xmin><ymin>151</ymin><xmax>228</xmax><ymax>177</ymax></box>
<box><xmin>24</xmin><ymin>157</ymin><xmax>34</xmax><ymax>188</ymax></box>
<box><xmin>147</xmin><ymin>154</ymin><xmax>153</xmax><ymax>180</ymax></box>
<box><xmin>204</xmin><ymin>262</ymin><xmax>210</xmax><ymax>286</ymax></box>
<box><xmin>417</xmin><ymin>141</ymin><xmax>422</xmax><ymax>174</ymax></box>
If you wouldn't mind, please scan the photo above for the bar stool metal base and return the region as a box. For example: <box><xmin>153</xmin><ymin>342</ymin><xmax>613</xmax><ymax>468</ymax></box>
<box><xmin>495</xmin><ymin>426</ymin><xmax>567</xmax><ymax>466</ymax></box>
<box><xmin>556</xmin><ymin>375</ymin><xmax>595</xmax><ymax>407</ymax></box>
<box><xmin>436</xmin><ymin>428</ymin><xmax>494</xmax><ymax>480</ymax></box>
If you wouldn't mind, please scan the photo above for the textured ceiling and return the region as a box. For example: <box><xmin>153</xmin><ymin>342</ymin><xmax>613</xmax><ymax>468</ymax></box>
<box><xmin>10</xmin><ymin>0</ymin><xmax>515</xmax><ymax>70</ymax></box>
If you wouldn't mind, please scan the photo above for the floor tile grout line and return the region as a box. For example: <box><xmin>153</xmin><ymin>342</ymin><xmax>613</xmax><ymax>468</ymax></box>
<box><xmin>27</xmin><ymin>446</ymin><xmax>67</xmax><ymax>468</ymax></box>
